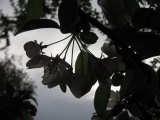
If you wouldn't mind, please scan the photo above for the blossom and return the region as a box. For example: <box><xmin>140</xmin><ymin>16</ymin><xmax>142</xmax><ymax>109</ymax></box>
<box><xmin>42</xmin><ymin>56</ymin><xmax>72</xmax><ymax>88</ymax></box>
<box><xmin>24</xmin><ymin>41</ymin><xmax>41</xmax><ymax>58</ymax></box>
<box><xmin>26</xmin><ymin>55</ymin><xmax>51</xmax><ymax>69</ymax></box>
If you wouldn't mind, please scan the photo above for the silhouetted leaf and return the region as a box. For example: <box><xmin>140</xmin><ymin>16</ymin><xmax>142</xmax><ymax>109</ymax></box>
<box><xmin>15</xmin><ymin>19</ymin><xmax>59</xmax><ymax>35</ymax></box>
<box><xmin>120</xmin><ymin>68</ymin><xmax>141</xmax><ymax>100</ymax></box>
<box><xmin>80</xmin><ymin>32</ymin><xmax>98</xmax><ymax>44</ymax></box>
<box><xmin>111</xmin><ymin>103</ymin><xmax>125</xmax><ymax>116</ymax></box>
<box><xmin>114</xmin><ymin>29</ymin><xmax>160</xmax><ymax>60</ymax></box>
<box><xmin>94</xmin><ymin>85</ymin><xmax>111</xmax><ymax>117</ymax></box>
<box><xmin>58</xmin><ymin>0</ymin><xmax>78</xmax><ymax>33</ymax></box>
<box><xmin>75</xmin><ymin>51</ymin><xmax>89</xmax><ymax>79</ymax></box>
<box><xmin>27</xmin><ymin>0</ymin><xmax>43</xmax><ymax>20</ymax></box>
<box><xmin>127</xmin><ymin>103</ymin><xmax>142</xmax><ymax>117</ymax></box>
<box><xmin>123</xmin><ymin>0</ymin><xmax>140</xmax><ymax>21</ymax></box>
<box><xmin>133</xmin><ymin>8</ymin><xmax>154</xmax><ymax>29</ymax></box>
<box><xmin>79</xmin><ymin>13</ymin><xmax>91</xmax><ymax>32</ymax></box>
<box><xmin>117</xmin><ymin>111</ymin><xmax>129</xmax><ymax>120</ymax></box>
<box><xmin>112</xmin><ymin>73</ymin><xmax>124</xmax><ymax>86</ymax></box>
<box><xmin>30</xmin><ymin>96</ymin><xmax>38</xmax><ymax>106</ymax></box>
<box><xmin>98</xmin><ymin>0</ymin><xmax>126</xmax><ymax>28</ymax></box>
<box><xmin>120</xmin><ymin>63</ymin><xmax>158</xmax><ymax>101</ymax></box>
<box><xmin>147</xmin><ymin>9</ymin><xmax>160</xmax><ymax>31</ymax></box>
<box><xmin>59</xmin><ymin>83</ymin><xmax>67</xmax><ymax>93</ymax></box>
<box><xmin>85</xmin><ymin>55</ymin><xmax>97</xmax><ymax>93</ymax></box>
<box><xmin>75</xmin><ymin>51</ymin><xmax>97</xmax><ymax>94</ymax></box>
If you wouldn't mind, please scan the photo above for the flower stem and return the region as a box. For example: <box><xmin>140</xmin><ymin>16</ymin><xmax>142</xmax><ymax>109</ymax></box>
<box><xmin>71</xmin><ymin>39</ymin><xmax>75</xmax><ymax>67</ymax></box>
<box><xmin>59</xmin><ymin>35</ymin><xmax>74</xmax><ymax>58</ymax></box>
<box><xmin>42</xmin><ymin>34</ymin><xmax>73</xmax><ymax>49</ymax></box>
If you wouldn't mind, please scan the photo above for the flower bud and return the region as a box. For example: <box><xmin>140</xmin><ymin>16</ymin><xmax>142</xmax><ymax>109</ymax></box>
<box><xmin>24</xmin><ymin>41</ymin><xmax>41</xmax><ymax>58</ymax></box>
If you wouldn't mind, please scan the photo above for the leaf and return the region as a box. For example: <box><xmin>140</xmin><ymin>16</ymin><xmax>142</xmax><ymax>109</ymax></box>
<box><xmin>94</xmin><ymin>85</ymin><xmax>111</xmax><ymax>117</ymax></box>
<box><xmin>117</xmin><ymin>111</ymin><xmax>129</xmax><ymax>120</ymax></box>
<box><xmin>80</xmin><ymin>32</ymin><xmax>98</xmax><ymax>44</ymax></box>
<box><xmin>58</xmin><ymin>0</ymin><xmax>78</xmax><ymax>33</ymax></box>
<box><xmin>147</xmin><ymin>9</ymin><xmax>160</xmax><ymax>31</ymax></box>
<box><xmin>133</xmin><ymin>8</ymin><xmax>154</xmax><ymax>29</ymax></box>
<box><xmin>75</xmin><ymin>51</ymin><xmax>97</xmax><ymax>95</ymax></box>
<box><xmin>113</xmin><ymin>29</ymin><xmax>160</xmax><ymax>60</ymax></box>
<box><xmin>27</xmin><ymin>0</ymin><xmax>43</xmax><ymax>20</ymax></box>
<box><xmin>120</xmin><ymin>68</ymin><xmax>139</xmax><ymax>100</ymax></box>
<box><xmin>75</xmin><ymin>51</ymin><xmax>89</xmax><ymax>79</ymax></box>
<box><xmin>30</xmin><ymin>96</ymin><xmax>38</xmax><ymax>106</ymax></box>
<box><xmin>127</xmin><ymin>103</ymin><xmax>142</xmax><ymax>117</ymax></box>
<box><xmin>120</xmin><ymin>63</ymin><xmax>158</xmax><ymax>101</ymax></box>
<box><xmin>112</xmin><ymin>73</ymin><xmax>124</xmax><ymax>86</ymax></box>
<box><xmin>123</xmin><ymin>0</ymin><xmax>140</xmax><ymax>21</ymax></box>
<box><xmin>15</xmin><ymin>19</ymin><xmax>59</xmax><ymax>35</ymax></box>
<box><xmin>111</xmin><ymin>103</ymin><xmax>125</xmax><ymax>116</ymax></box>
<box><xmin>59</xmin><ymin>83</ymin><xmax>67</xmax><ymax>93</ymax></box>
<box><xmin>79</xmin><ymin>13</ymin><xmax>91</xmax><ymax>32</ymax></box>
<box><xmin>98</xmin><ymin>0</ymin><xmax>126</xmax><ymax>28</ymax></box>
<box><xmin>85</xmin><ymin>55</ymin><xmax>97</xmax><ymax>93</ymax></box>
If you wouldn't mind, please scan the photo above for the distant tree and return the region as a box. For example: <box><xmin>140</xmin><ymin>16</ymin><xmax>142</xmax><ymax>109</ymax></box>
<box><xmin>1</xmin><ymin>0</ymin><xmax>160</xmax><ymax>120</ymax></box>
<box><xmin>0</xmin><ymin>54</ymin><xmax>37</xmax><ymax>120</ymax></box>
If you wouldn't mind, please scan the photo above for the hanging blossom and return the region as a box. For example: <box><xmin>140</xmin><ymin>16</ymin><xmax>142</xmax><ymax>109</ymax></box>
<box><xmin>23</xmin><ymin>40</ymin><xmax>87</xmax><ymax>98</ymax></box>
<box><xmin>42</xmin><ymin>55</ymin><xmax>73</xmax><ymax>88</ymax></box>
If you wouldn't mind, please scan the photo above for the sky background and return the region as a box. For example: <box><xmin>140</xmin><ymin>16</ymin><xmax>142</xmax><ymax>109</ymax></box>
<box><xmin>0</xmin><ymin>1</ymin><xmax>119</xmax><ymax>120</ymax></box>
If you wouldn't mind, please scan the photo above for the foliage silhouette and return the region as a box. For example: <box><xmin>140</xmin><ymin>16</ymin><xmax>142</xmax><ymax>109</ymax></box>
<box><xmin>0</xmin><ymin>54</ymin><xmax>37</xmax><ymax>120</ymax></box>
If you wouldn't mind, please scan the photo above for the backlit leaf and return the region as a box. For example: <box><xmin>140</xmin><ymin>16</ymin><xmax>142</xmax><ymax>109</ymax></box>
<box><xmin>75</xmin><ymin>51</ymin><xmax>89</xmax><ymax>79</ymax></box>
<box><xmin>94</xmin><ymin>85</ymin><xmax>111</xmax><ymax>117</ymax></box>
<box><xmin>80</xmin><ymin>32</ymin><xmax>98</xmax><ymax>44</ymax></box>
<box><xmin>15</xmin><ymin>19</ymin><xmax>59</xmax><ymax>35</ymax></box>
<box><xmin>27</xmin><ymin>0</ymin><xmax>43</xmax><ymax>20</ymax></box>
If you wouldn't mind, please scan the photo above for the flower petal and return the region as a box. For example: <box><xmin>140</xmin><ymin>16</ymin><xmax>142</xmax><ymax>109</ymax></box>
<box><xmin>26</xmin><ymin>55</ymin><xmax>51</xmax><ymax>69</ymax></box>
